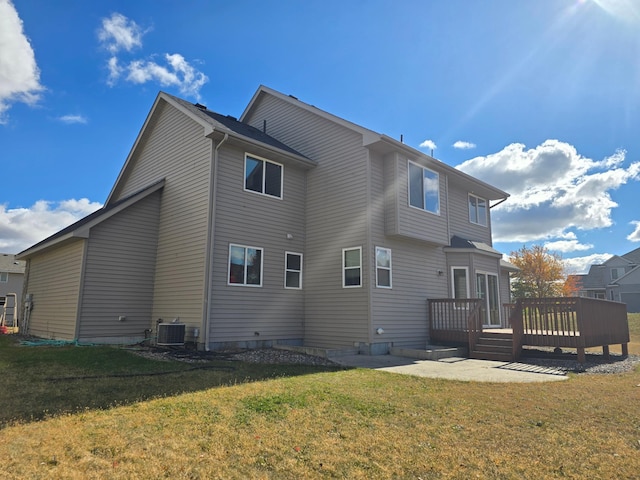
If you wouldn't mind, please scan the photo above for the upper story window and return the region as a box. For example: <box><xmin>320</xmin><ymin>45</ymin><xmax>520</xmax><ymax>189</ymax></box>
<box><xmin>0</xmin><ymin>272</ymin><xmax>7</xmax><ymax>283</ymax></box>
<box><xmin>343</xmin><ymin>247</ymin><xmax>362</xmax><ymax>288</ymax></box>
<box><xmin>408</xmin><ymin>161</ymin><xmax>440</xmax><ymax>214</ymax></box>
<box><xmin>375</xmin><ymin>247</ymin><xmax>392</xmax><ymax>288</ymax></box>
<box><xmin>244</xmin><ymin>154</ymin><xmax>283</xmax><ymax>198</ymax></box>
<box><xmin>469</xmin><ymin>194</ymin><xmax>487</xmax><ymax>226</ymax></box>
<box><xmin>611</xmin><ymin>267</ymin><xmax>625</xmax><ymax>280</ymax></box>
<box><xmin>228</xmin><ymin>244</ymin><xmax>263</xmax><ymax>287</ymax></box>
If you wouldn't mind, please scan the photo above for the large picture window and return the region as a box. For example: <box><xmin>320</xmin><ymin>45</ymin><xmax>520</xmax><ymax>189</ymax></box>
<box><xmin>228</xmin><ymin>244</ymin><xmax>263</xmax><ymax>286</ymax></box>
<box><xmin>375</xmin><ymin>247</ymin><xmax>392</xmax><ymax>288</ymax></box>
<box><xmin>343</xmin><ymin>247</ymin><xmax>362</xmax><ymax>288</ymax></box>
<box><xmin>469</xmin><ymin>194</ymin><xmax>487</xmax><ymax>226</ymax></box>
<box><xmin>408</xmin><ymin>161</ymin><xmax>439</xmax><ymax>214</ymax></box>
<box><xmin>244</xmin><ymin>154</ymin><xmax>283</xmax><ymax>198</ymax></box>
<box><xmin>285</xmin><ymin>252</ymin><xmax>303</xmax><ymax>289</ymax></box>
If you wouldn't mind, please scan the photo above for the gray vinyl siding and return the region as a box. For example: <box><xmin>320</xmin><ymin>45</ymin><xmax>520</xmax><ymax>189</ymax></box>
<box><xmin>370</xmin><ymin>152</ymin><xmax>447</xmax><ymax>348</ymax></box>
<box><xmin>25</xmin><ymin>240</ymin><xmax>84</xmax><ymax>340</ymax></box>
<box><xmin>384</xmin><ymin>154</ymin><xmax>449</xmax><ymax>245</ymax></box>
<box><xmin>447</xmin><ymin>182</ymin><xmax>492</xmax><ymax>244</ymax></box>
<box><xmin>0</xmin><ymin>273</ymin><xmax>24</xmax><ymax>301</ymax></box>
<box><xmin>208</xmin><ymin>144</ymin><xmax>306</xmax><ymax>345</ymax></box>
<box><xmin>618</xmin><ymin>268</ymin><xmax>640</xmax><ymax>312</ymax></box>
<box><xmin>77</xmin><ymin>191</ymin><xmax>161</xmax><ymax>342</ymax></box>
<box><xmin>245</xmin><ymin>94</ymin><xmax>370</xmax><ymax>348</ymax></box>
<box><xmin>110</xmin><ymin>101</ymin><xmax>211</xmax><ymax>334</ymax></box>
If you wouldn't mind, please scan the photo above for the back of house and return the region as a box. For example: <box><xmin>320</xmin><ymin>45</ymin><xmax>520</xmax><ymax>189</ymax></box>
<box><xmin>17</xmin><ymin>86</ymin><xmax>513</xmax><ymax>353</ymax></box>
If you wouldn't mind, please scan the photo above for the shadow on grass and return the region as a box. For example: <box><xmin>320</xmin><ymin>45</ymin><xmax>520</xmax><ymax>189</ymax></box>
<box><xmin>0</xmin><ymin>335</ymin><xmax>344</xmax><ymax>429</ymax></box>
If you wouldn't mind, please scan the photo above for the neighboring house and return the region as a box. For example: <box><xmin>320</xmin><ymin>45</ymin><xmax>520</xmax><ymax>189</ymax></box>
<box><xmin>0</xmin><ymin>253</ymin><xmax>26</xmax><ymax>327</ymax></box>
<box><xmin>17</xmin><ymin>86</ymin><xmax>513</xmax><ymax>353</ymax></box>
<box><xmin>572</xmin><ymin>247</ymin><xmax>640</xmax><ymax>312</ymax></box>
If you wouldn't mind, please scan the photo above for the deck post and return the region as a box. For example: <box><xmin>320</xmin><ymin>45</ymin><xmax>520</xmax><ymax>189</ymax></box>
<box><xmin>577</xmin><ymin>347</ymin><xmax>586</xmax><ymax>364</ymax></box>
<box><xmin>602</xmin><ymin>345</ymin><xmax>610</xmax><ymax>360</ymax></box>
<box><xmin>622</xmin><ymin>343</ymin><xmax>628</xmax><ymax>357</ymax></box>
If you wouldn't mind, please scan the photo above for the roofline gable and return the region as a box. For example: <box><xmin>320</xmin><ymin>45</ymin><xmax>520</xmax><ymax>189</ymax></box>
<box><xmin>106</xmin><ymin>91</ymin><xmax>313</xmax><ymax>204</ymax></box>
<box><xmin>17</xmin><ymin>179</ymin><xmax>165</xmax><ymax>260</ymax></box>
<box><xmin>240</xmin><ymin>85</ymin><xmax>373</xmax><ymax>137</ymax></box>
<box><xmin>240</xmin><ymin>85</ymin><xmax>509</xmax><ymax>201</ymax></box>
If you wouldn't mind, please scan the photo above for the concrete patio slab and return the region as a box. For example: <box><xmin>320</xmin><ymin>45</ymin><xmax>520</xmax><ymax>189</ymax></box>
<box><xmin>332</xmin><ymin>354</ymin><xmax>568</xmax><ymax>383</ymax></box>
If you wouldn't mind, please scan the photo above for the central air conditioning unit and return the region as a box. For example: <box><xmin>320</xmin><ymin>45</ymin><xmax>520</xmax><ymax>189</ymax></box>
<box><xmin>157</xmin><ymin>323</ymin><xmax>186</xmax><ymax>346</ymax></box>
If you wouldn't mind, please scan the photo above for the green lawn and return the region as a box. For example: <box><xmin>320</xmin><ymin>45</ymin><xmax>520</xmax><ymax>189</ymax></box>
<box><xmin>0</xmin><ymin>317</ymin><xmax>638</xmax><ymax>479</ymax></box>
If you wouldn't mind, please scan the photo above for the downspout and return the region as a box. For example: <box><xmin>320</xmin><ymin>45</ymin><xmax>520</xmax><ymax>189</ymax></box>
<box><xmin>202</xmin><ymin>133</ymin><xmax>228</xmax><ymax>351</ymax></box>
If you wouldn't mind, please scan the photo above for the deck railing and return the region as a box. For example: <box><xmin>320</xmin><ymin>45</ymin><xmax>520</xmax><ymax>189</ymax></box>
<box><xmin>510</xmin><ymin>297</ymin><xmax>629</xmax><ymax>362</ymax></box>
<box><xmin>430</xmin><ymin>297</ymin><xmax>629</xmax><ymax>363</ymax></box>
<box><xmin>429</xmin><ymin>299</ymin><xmax>484</xmax><ymax>344</ymax></box>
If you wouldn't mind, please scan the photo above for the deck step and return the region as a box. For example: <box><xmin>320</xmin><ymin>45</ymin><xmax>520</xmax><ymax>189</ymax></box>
<box><xmin>470</xmin><ymin>350</ymin><xmax>514</xmax><ymax>362</ymax></box>
<box><xmin>470</xmin><ymin>332</ymin><xmax>514</xmax><ymax>362</ymax></box>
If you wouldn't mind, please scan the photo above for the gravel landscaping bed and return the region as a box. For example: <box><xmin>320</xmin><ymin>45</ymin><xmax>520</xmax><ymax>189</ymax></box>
<box><xmin>521</xmin><ymin>349</ymin><xmax>640</xmax><ymax>375</ymax></box>
<box><xmin>129</xmin><ymin>346</ymin><xmax>339</xmax><ymax>366</ymax></box>
<box><xmin>133</xmin><ymin>346</ymin><xmax>639</xmax><ymax>374</ymax></box>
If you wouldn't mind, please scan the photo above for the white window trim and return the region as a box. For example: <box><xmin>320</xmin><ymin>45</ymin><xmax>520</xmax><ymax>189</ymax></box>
<box><xmin>451</xmin><ymin>266</ymin><xmax>470</xmax><ymax>300</ymax></box>
<box><xmin>375</xmin><ymin>246</ymin><xmax>392</xmax><ymax>289</ymax></box>
<box><xmin>244</xmin><ymin>153</ymin><xmax>284</xmax><ymax>199</ymax></box>
<box><xmin>0</xmin><ymin>272</ymin><xmax>7</xmax><ymax>283</ymax></box>
<box><xmin>468</xmin><ymin>193</ymin><xmax>488</xmax><ymax>227</ymax></box>
<box><xmin>407</xmin><ymin>160</ymin><xmax>440</xmax><ymax>215</ymax></box>
<box><xmin>227</xmin><ymin>243</ymin><xmax>264</xmax><ymax>287</ymax></box>
<box><xmin>342</xmin><ymin>246</ymin><xmax>362</xmax><ymax>288</ymax></box>
<box><xmin>284</xmin><ymin>251</ymin><xmax>303</xmax><ymax>290</ymax></box>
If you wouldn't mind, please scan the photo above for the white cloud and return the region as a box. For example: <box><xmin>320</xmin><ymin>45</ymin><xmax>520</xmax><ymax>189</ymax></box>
<box><xmin>453</xmin><ymin>140</ymin><xmax>476</xmax><ymax>150</ymax></box>
<box><xmin>98</xmin><ymin>13</ymin><xmax>208</xmax><ymax>99</ymax></box>
<box><xmin>97</xmin><ymin>13</ymin><xmax>145</xmax><ymax>54</ymax></box>
<box><xmin>419</xmin><ymin>139</ymin><xmax>437</xmax><ymax>151</ymax></box>
<box><xmin>563</xmin><ymin>253</ymin><xmax>612</xmax><ymax>275</ymax></box>
<box><xmin>544</xmin><ymin>239</ymin><xmax>593</xmax><ymax>253</ymax></box>
<box><xmin>0</xmin><ymin>0</ymin><xmax>44</xmax><ymax>123</ymax></box>
<box><xmin>628</xmin><ymin>221</ymin><xmax>640</xmax><ymax>242</ymax></box>
<box><xmin>0</xmin><ymin>199</ymin><xmax>102</xmax><ymax>253</ymax></box>
<box><xmin>125</xmin><ymin>53</ymin><xmax>208</xmax><ymax>98</ymax></box>
<box><xmin>57</xmin><ymin>114</ymin><xmax>87</xmax><ymax>124</ymax></box>
<box><xmin>457</xmin><ymin>140</ymin><xmax>640</xmax><ymax>243</ymax></box>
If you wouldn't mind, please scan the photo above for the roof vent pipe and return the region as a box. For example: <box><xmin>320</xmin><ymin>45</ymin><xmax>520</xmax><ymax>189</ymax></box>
<box><xmin>400</xmin><ymin>134</ymin><xmax>403</xmax><ymax>143</ymax></box>
<box><xmin>263</xmin><ymin>120</ymin><xmax>267</xmax><ymax>133</ymax></box>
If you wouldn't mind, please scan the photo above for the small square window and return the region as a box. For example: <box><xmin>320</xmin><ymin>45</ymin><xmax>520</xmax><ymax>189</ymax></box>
<box><xmin>244</xmin><ymin>154</ymin><xmax>282</xmax><ymax>198</ymax></box>
<box><xmin>343</xmin><ymin>247</ymin><xmax>362</xmax><ymax>288</ymax></box>
<box><xmin>375</xmin><ymin>247</ymin><xmax>392</xmax><ymax>288</ymax></box>
<box><xmin>285</xmin><ymin>252</ymin><xmax>303</xmax><ymax>289</ymax></box>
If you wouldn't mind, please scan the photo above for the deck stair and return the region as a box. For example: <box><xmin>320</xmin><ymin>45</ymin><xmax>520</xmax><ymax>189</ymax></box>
<box><xmin>470</xmin><ymin>332</ymin><xmax>514</xmax><ymax>362</ymax></box>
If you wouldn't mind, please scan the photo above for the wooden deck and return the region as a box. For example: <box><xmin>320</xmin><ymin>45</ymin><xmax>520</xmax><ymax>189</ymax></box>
<box><xmin>429</xmin><ymin>297</ymin><xmax>630</xmax><ymax>363</ymax></box>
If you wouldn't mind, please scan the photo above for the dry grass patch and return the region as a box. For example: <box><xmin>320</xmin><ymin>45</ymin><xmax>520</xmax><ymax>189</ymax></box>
<box><xmin>2</xmin><ymin>366</ymin><xmax>639</xmax><ymax>479</ymax></box>
<box><xmin>1</xmin><ymin>315</ymin><xmax>639</xmax><ymax>479</ymax></box>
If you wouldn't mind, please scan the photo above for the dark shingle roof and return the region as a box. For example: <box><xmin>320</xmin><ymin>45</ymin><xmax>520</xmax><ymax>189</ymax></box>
<box><xmin>580</xmin><ymin>264</ymin><xmax>606</xmax><ymax>289</ymax></box>
<box><xmin>449</xmin><ymin>235</ymin><xmax>502</xmax><ymax>255</ymax></box>
<box><xmin>162</xmin><ymin>93</ymin><xmax>310</xmax><ymax>161</ymax></box>
<box><xmin>623</xmin><ymin>247</ymin><xmax>640</xmax><ymax>264</ymax></box>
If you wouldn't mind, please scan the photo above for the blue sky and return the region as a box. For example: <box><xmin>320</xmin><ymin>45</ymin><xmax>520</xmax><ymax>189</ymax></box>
<box><xmin>1</xmin><ymin>0</ymin><xmax>640</xmax><ymax>273</ymax></box>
